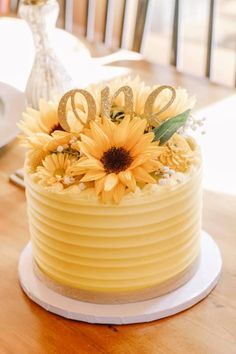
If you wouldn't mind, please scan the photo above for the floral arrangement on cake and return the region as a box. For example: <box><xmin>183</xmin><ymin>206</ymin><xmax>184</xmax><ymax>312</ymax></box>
<box><xmin>18</xmin><ymin>77</ymin><xmax>202</xmax><ymax>203</ymax></box>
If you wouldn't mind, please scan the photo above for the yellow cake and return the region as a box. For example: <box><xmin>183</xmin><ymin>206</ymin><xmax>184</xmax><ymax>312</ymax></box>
<box><xmin>19</xmin><ymin>77</ymin><xmax>203</xmax><ymax>304</ymax></box>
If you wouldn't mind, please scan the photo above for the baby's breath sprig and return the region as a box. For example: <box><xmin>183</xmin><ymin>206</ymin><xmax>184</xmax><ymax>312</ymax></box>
<box><xmin>178</xmin><ymin>114</ymin><xmax>206</xmax><ymax>135</ymax></box>
<box><xmin>154</xmin><ymin>165</ymin><xmax>176</xmax><ymax>185</ymax></box>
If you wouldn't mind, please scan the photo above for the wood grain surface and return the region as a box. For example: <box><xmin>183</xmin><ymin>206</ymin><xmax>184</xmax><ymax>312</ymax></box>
<box><xmin>0</xmin><ymin>61</ymin><xmax>236</xmax><ymax>354</ymax></box>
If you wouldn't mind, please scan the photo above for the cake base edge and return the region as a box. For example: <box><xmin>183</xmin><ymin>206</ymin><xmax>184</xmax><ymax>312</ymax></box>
<box><xmin>18</xmin><ymin>231</ymin><xmax>222</xmax><ymax>324</ymax></box>
<box><xmin>32</xmin><ymin>256</ymin><xmax>200</xmax><ymax>304</ymax></box>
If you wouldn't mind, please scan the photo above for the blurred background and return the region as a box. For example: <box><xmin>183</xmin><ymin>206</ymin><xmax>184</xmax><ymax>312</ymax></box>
<box><xmin>1</xmin><ymin>0</ymin><xmax>236</xmax><ymax>87</ymax></box>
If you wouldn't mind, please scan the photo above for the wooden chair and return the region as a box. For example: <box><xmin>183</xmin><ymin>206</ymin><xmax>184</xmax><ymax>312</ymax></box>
<box><xmin>62</xmin><ymin>0</ymin><xmax>152</xmax><ymax>53</ymax></box>
<box><xmin>171</xmin><ymin>0</ymin><xmax>217</xmax><ymax>80</ymax></box>
<box><xmin>62</xmin><ymin>0</ymin><xmax>219</xmax><ymax>83</ymax></box>
<box><xmin>6</xmin><ymin>0</ymin><xmax>229</xmax><ymax>86</ymax></box>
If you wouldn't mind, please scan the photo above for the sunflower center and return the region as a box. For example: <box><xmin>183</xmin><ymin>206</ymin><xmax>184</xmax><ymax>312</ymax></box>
<box><xmin>101</xmin><ymin>147</ymin><xmax>133</xmax><ymax>173</ymax></box>
<box><xmin>49</xmin><ymin>123</ymin><xmax>65</xmax><ymax>135</ymax></box>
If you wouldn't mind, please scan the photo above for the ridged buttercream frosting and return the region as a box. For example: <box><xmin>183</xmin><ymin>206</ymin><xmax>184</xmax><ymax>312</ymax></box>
<box><xmin>25</xmin><ymin>161</ymin><xmax>202</xmax><ymax>302</ymax></box>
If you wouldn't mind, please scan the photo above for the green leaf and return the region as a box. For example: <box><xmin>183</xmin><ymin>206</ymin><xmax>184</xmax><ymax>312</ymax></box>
<box><xmin>153</xmin><ymin>109</ymin><xmax>190</xmax><ymax>145</ymax></box>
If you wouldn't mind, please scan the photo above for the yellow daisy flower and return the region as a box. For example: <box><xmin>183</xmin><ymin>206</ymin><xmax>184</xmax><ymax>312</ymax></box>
<box><xmin>159</xmin><ymin>134</ymin><xmax>196</xmax><ymax>172</ymax></box>
<box><xmin>33</xmin><ymin>153</ymin><xmax>78</xmax><ymax>187</ymax></box>
<box><xmin>25</xmin><ymin>148</ymin><xmax>48</xmax><ymax>174</ymax></box>
<box><xmin>70</xmin><ymin>116</ymin><xmax>164</xmax><ymax>203</ymax></box>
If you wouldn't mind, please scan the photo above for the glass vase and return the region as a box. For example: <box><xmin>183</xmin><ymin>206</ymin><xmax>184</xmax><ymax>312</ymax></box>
<box><xmin>19</xmin><ymin>0</ymin><xmax>73</xmax><ymax>109</ymax></box>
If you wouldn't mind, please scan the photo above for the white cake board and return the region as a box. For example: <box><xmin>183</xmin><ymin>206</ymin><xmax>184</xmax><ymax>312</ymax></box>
<box><xmin>18</xmin><ymin>231</ymin><xmax>222</xmax><ymax>325</ymax></box>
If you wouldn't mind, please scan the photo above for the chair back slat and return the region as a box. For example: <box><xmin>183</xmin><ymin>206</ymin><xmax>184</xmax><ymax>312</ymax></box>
<box><xmin>64</xmin><ymin>0</ymin><xmax>73</xmax><ymax>32</ymax></box>
<box><xmin>138</xmin><ymin>0</ymin><xmax>153</xmax><ymax>53</ymax></box>
<box><xmin>119</xmin><ymin>0</ymin><xmax>127</xmax><ymax>48</ymax></box>
<box><xmin>132</xmin><ymin>0</ymin><xmax>149</xmax><ymax>52</ymax></box>
<box><xmin>170</xmin><ymin>0</ymin><xmax>181</xmax><ymax>67</ymax></box>
<box><xmin>103</xmin><ymin>0</ymin><xmax>115</xmax><ymax>46</ymax></box>
<box><xmin>206</xmin><ymin>0</ymin><xmax>216</xmax><ymax>79</ymax></box>
<box><xmin>86</xmin><ymin>0</ymin><xmax>96</xmax><ymax>40</ymax></box>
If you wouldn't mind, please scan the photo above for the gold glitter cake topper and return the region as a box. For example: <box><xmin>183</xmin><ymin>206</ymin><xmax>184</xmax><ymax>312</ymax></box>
<box><xmin>144</xmin><ymin>85</ymin><xmax>176</xmax><ymax>118</ymax></box>
<box><xmin>58</xmin><ymin>89</ymin><xmax>96</xmax><ymax>131</ymax></box>
<box><xmin>58</xmin><ymin>85</ymin><xmax>176</xmax><ymax>132</ymax></box>
<box><xmin>101</xmin><ymin>85</ymin><xmax>134</xmax><ymax>119</ymax></box>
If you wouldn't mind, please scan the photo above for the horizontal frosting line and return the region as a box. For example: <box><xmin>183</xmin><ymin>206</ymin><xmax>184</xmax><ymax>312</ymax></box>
<box><xmin>27</xmin><ymin>194</ymin><xmax>201</xmax><ymax>229</ymax></box>
<box><xmin>32</xmin><ymin>229</ymin><xmax>200</xmax><ymax>268</ymax></box>
<box><xmin>25</xmin><ymin>165</ymin><xmax>202</xmax><ymax>207</ymax></box>
<box><xmin>31</xmin><ymin>225</ymin><xmax>200</xmax><ymax>259</ymax></box>
<box><xmin>26</xmin><ymin>178</ymin><xmax>202</xmax><ymax>216</ymax></box>
<box><xmin>30</xmin><ymin>212</ymin><xmax>200</xmax><ymax>248</ymax></box>
<box><xmin>28</xmin><ymin>201</ymin><xmax>201</xmax><ymax>237</ymax></box>
<box><xmin>33</xmin><ymin>247</ymin><xmax>199</xmax><ymax>288</ymax></box>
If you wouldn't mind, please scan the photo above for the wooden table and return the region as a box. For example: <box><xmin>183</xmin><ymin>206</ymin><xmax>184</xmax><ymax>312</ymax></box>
<box><xmin>0</xmin><ymin>47</ymin><xmax>236</xmax><ymax>354</ymax></box>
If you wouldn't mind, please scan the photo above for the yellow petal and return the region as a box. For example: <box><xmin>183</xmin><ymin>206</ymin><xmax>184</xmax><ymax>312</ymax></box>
<box><xmin>80</xmin><ymin>170</ymin><xmax>106</xmax><ymax>182</ymax></box>
<box><xmin>118</xmin><ymin>170</ymin><xmax>136</xmax><ymax>191</ymax></box>
<box><xmin>113</xmin><ymin>116</ymin><xmax>130</xmax><ymax>147</ymax></box>
<box><xmin>39</xmin><ymin>100</ymin><xmax>58</xmax><ymax>131</ymax></box>
<box><xmin>95</xmin><ymin>176</ymin><xmax>106</xmax><ymax>195</ymax></box>
<box><xmin>145</xmin><ymin>145</ymin><xmax>165</xmax><ymax>157</ymax></box>
<box><xmin>101</xmin><ymin>116</ymin><xmax>116</xmax><ymax>139</ymax></box>
<box><xmin>80</xmin><ymin>134</ymin><xmax>102</xmax><ymax>159</ymax></box>
<box><xmin>101</xmin><ymin>189</ymin><xmax>113</xmax><ymax>204</ymax></box>
<box><xmin>46</xmin><ymin>132</ymin><xmax>71</xmax><ymax>151</ymax></box>
<box><xmin>132</xmin><ymin>167</ymin><xmax>156</xmax><ymax>184</ymax></box>
<box><xmin>142</xmin><ymin>160</ymin><xmax>163</xmax><ymax>172</ymax></box>
<box><xmin>18</xmin><ymin>112</ymin><xmax>44</xmax><ymax>135</ymax></box>
<box><xmin>51</xmin><ymin>153</ymin><xmax>60</xmax><ymax>168</ymax></box>
<box><xmin>42</xmin><ymin>156</ymin><xmax>55</xmax><ymax>171</ymax></box>
<box><xmin>26</xmin><ymin>133</ymin><xmax>52</xmax><ymax>149</ymax></box>
<box><xmin>129</xmin><ymin>154</ymin><xmax>148</xmax><ymax>170</ymax></box>
<box><xmin>73</xmin><ymin>158</ymin><xmax>89</xmax><ymax>173</ymax></box>
<box><xmin>80</xmin><ymin>143</ymin><xmax>95</xmax><ymax>159</ymax></box>
<box><xmin>130</xmin><ymin>132</ymin><xmax>154</xmax><ymax>157</ymax></box>
<box><xmin>124</xmin><ymin>118</ymin><xmax>147</xmax><ymax>151</ymax></box>
<box><xmin>83</xmin><ymin>127</ymin><xmax>93</xmax><ymax>139</ymax></box>
<box><xmin>75</xmin><ymin>158</ymin><xmax>104</xmax><ymax>171</ymax></box>
<box><xmin>90</xmin><ymin>121</ymin><xmax>111</xmax><ymax>151</ymax></box>
<box><xmin>104</xmin><ymin>173</ymin><xmax>118</xmax><ymax>191</ymax></box>
<box><xmin>51</xmin><ymin>131</ymin><xmax>71</xmax><ymax>139</ymax></box>
<box><xmin>67</xmin><ymin>110</ymin><xmax>84</xmax><ymax>133</ymax></box>
<box><xmin>26</xmin><ymin>107</ymin><xmax>41</xmax><ymax>122</ymax></box>
<box><xmin>113</xmin><ymin>183</ymin><xmax>126</xmax><ymax>204</ymax></box>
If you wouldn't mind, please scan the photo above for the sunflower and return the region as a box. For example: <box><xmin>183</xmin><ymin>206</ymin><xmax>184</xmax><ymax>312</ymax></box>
<box><xmin>33</xmin><ymin>153</ymin><xmax>78</xmax><ymax>187</ymax></box>
<box><xmin>18</xmin><ymin>99</ymin><xmax>85</xmax><ymax>150</ymax></box>
<box><xmin>18</xmin><ymin>99</ymin><xmax>61</xmax><ymax>136</ymax></box>
<box><xmin>159</xmin><ymin>134</ymin><xmax>195</xmax><ymax>172</ymax></box>
<box><xmin>70</xmin><ymin>116</ymin><xmax>164</xmax><ymax>203</ymax></box>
